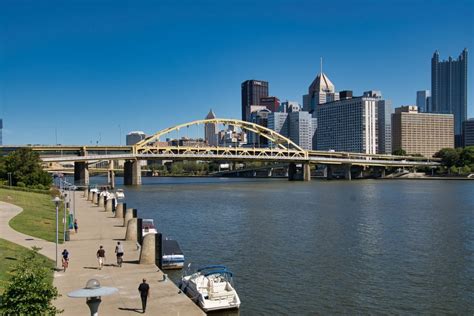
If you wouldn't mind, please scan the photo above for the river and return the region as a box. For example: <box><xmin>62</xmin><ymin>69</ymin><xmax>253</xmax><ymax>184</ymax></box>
<box><xmin>91</xmin><ymin>177</ymin><xmax>474</xmax><ymax>314</ymax></box>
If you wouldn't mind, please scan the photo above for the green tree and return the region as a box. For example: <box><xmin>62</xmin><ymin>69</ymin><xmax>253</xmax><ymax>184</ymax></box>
<box><xmin>2</xmin><ymin>148</ymin><xmax>52</xmax><ymax>187</ymax></box>
<box><xmin>434</xmin><ymin>148</ymin><xmax>460</xmax><ymax>167</ymax></box>
<box><xmin>460</xmin><ymin>146</ymin><xmax>474</xmax><ymax>166</ymax></box>
<box><xmin>392</xmin><ymin>149</ymin><xmax>407</xmax><ymax>156</ymax></box>
<box><xmin>0</xmin><ymin>247</ymin><xmax>61</xmax><ymax>315</ymax></box>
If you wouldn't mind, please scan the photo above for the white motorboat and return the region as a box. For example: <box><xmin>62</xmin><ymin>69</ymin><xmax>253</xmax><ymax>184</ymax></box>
<box><xmin>162</xmin><ymin>238</ymin><xmax>184</xmax><ymax>270</ymax></box>
<box><xmin>142</xmin><ymin>219</ymin><xmax>158</xmax><ymax>236</ymax></box>
<box><xmin>115</xmin><ymin>189</ymin><xmax>125</xmax><ymax>199</ymax></box>
<box><xmin>179</xmin><ymin>265</ymin><xmax>241</xmax><ymax>312</ymax></box>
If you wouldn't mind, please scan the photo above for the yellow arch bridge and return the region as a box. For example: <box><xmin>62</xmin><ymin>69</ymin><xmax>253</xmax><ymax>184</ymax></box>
<box><xmin>1</xmin><ymin>118</ymin><xmax>440</xmax><ymax>185</ymax></box>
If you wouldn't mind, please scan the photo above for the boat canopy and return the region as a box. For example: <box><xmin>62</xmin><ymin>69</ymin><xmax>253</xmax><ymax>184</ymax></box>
<box><xmin>197</xmin><ymin>265</ymin><xmax>227</xmax><ymax>272</ymax></box>
<box><xmin>202</xmin><ymin>269</ymin><xmax>233</xmax><ymax>277</ymax></box>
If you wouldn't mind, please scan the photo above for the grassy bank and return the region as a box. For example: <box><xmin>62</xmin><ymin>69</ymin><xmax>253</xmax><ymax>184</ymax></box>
<box><xmin>0</xmin><ymin>238</ymin><xmax>54</xmax><ymax>294</ymax></box>
<box><xmin>0</xmin><ymin>188</ymin><xmax>65</xmax><ymax>243</ymax></box>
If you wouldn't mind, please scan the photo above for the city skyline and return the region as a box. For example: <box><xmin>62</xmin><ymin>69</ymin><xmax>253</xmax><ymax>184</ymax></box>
<box><xmin>1</xmin><ymin>0</ymin><xmax>473</xmax><ymax>145</ymax></box>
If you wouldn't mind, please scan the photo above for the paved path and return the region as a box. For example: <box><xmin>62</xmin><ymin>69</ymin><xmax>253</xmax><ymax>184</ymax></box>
<box><xmin>0</xmin><ymin>192</ymin><xmax>204</xmax><ymax>316</ymax></box>
<box><xmin>0</xmin><ymin>202</ymin><xmax>57</xmax><ymax>260</ymax></box>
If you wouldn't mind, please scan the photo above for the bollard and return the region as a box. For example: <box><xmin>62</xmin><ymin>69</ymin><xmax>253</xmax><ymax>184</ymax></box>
<box><xmin>83</xmin><ymin>189</ymin><xmax>87</xmax><ymax>198</ymax></box>
<box><xmin>105</xmin><ymin>199</ymin><xmax>113</xmax><ymax>212</ymax></box>
<box><xmin>88</xmin><ymin>190</ymin><xmax>93</xmax><ymax>201</ymax></box>
<box><xmin>125</xmin><ymin>218</ymin><xmax>137</xmax><ymax>241</ymax></box>
<box><xmin>139</xmin><ymin>233</ymin><xmax>155</xmax><ymax>264</ymax></box>
<box><xmin>124</xmin><ymin>208</ymin><xmax>134</xmax><ymax>227</ymax></box>
<box><xmin>93</xmin><ymin>192</ymin><xmax>98</xmax><ymax>204</ymax></box>
<box><xmin>98</xmin><ymin>195</ymin><xmax>104</xmax><ymax>207</ymax></box>
<box><xmin>115</xmin><ymin>203</ymin><xmax>124</xmax><ymax>218</ymax></box>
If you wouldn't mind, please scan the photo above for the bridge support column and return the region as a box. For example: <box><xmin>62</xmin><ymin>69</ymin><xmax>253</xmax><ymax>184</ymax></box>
<box><xmin>124</xmin><ymin>160</ymin><xmax>142</xmax><ymax>186</ymax></box>
<box><xmin>326</xmin><ymin>165</ymin><xmax>333</xmax><ymax>180</ymax></box>
<box><xmin>303</xmin><ymin>163</ymin><xmax>311</xmax><ymax>181</ymax></box>
<box><xmin>108</xmin><ymin>160</ymin><xmax>115</xmax><ymax>189</ymax></box>
<box><xmin>288</xmin><ymin>163</ymin><xmax>311</xmax><ymax>181</ymax></box>
<box><xmin>344</xmin><ymin>164</ymin><xmax>352</xmax><ymax>181</ymax></box>
<box><xmin>74</xmin><ymin>162</ymin><xmax>89</xmax><ymax>186</ymax></box>
<box><xmin>380</xmin><ymin>167</ymin><xmax>386</xmax><ymax>179</ymax></box>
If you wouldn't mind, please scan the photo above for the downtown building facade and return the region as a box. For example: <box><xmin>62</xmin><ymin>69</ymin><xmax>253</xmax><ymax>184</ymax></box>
<box><xmin>391</xmin><ymin>106</ymin><xmax>454</xmax><ymax>157</ymax></box>
<box><xmin>303</xmin><ymin>72</ymin><xmax>339</xmax><ymax>113</ymax></box>
<box><xmin>241</xmin><ymin>80</ymin><xmax>269</xmax><ymax>121</ymax></box>
<box><xmin>463</xmin><ymin>118</ymin><xmax>474</xmax><ymax>147</ymax></box>
<box><xmin>267</xmin><ymin>102</ymin><xmax>316</xmax><ymax>150</ymax></box>
<box><xmin>315</xmin><ymin>91</ymin><xmax>392</xmax><ymax>154</ymax></box>
<box><xmin>431</xmin><ymin>49</ymin><xmax>468</xmax><ymax>146</ymax></box>
<box><xmin>126</xmin><ymin>131</ymin><xmax>146</xmax><ymax>145</ymax></box>
<box><xmin>416</xmin><ymin>90</ymin><xmax>431</xmax><ymax>113</ymax></box>
<box><xmin>204</xmin><ymin>109</ymin><xmax>218</xmax><ymax>146</ymax></box>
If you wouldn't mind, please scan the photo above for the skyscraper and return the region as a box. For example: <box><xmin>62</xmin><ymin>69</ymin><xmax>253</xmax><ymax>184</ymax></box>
<box><xmin>204</xmin><ymin>109</ymin><xmax>218</xmax><ymax>146</ymax></box>
<box><xmin>259</xmin><ymin>96</ymin><xmax>280</xmax><ymax>112</ymax></box>
<box><xmin>416</xmin><ymin>90</ymin><xmax>431</xmax><ymax>113</ymax></box>
<box><xmin>241</xmin><ymin>80</ymin><xmax>269</xmax><ymax>121</ymax></box>
<box><xmin>431</xmin><ymin>49</ymin><xmax>468</xmax><ymax>146</ymax></box>
<box><xmin>126</xmin><ymin>131</ymin><xmax>146</xmax><ymax>145</ymax></box>
<box><xmin>303</xmin><ymin>65</ymin><xmax>339</xmax><ymax>114</ymax></box>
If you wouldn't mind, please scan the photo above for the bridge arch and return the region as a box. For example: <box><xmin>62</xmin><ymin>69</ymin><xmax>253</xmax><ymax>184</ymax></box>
<box><xmin>134</xmin><ymin>118</ymin><xmax>305</xmax><ymax>153</ymax></box>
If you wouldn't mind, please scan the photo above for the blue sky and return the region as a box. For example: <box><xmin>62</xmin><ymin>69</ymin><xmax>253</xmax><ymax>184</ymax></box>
<box><xmin>1</xmin><ymin>0</ymin><xmax>473</xmax><ymax>145</ymax></box>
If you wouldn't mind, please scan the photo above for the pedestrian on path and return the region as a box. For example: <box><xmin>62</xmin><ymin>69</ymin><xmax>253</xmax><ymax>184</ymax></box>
<box><xmin>115</xmin><ymin>241</ymin><xmax>124</xmax><ymax>267</ymax></box>
<box><xmin>74</xmin><ymin>219</ymin><xmax>78</xmax><ymax>233</ymax></box>
<box><xmin>138</xmin><ymin>278</ymin><xmax>150</xmax><ymax>313</ymax></box>
<box><xmin>61</xmin><ymin>249</ymin><xmax>69</xmax><ymax>272</ymax></box>
<box><xmin>96</xmin><ymin>245</ymin><xmax>106</xmax><ymax>270</ymax></box>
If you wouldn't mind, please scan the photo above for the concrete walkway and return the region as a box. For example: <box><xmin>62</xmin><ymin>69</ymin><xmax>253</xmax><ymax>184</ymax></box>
<box><xmin>0</xmin><ymin>192</ymin><xmax>204</xmax><ymax>316</ymax></box>
<box><xmin>0</xmin><ymin>202</ymin><xmax>56</xmax><ymax>260</ymax></box>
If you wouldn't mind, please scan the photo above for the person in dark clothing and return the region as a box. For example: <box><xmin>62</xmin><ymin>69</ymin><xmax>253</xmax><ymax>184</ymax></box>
<box><xmin>61</xmin><ymin>249</ymin><xmax>69</xmax><ymax>272</ymax></box>
<box><xmin>138</xmin><ymin>279</ymin><xmax>150</xmax><ymax>313</ymax></box>
<box><xmin>73</xmin><ymin>219</ymin><xmax>78</xmax><ymax>233</ymax></box>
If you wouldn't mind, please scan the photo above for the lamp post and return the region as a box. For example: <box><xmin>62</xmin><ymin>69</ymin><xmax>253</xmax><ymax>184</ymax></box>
<box><xmin>63</xmin><ymin>191</ymin><xmax>68</xmax><ymax>242</ymax></box>
<box><xmin>53</xmin><ymin>196</ymin><xmax>61</xmax><ymax>269</ymax></box>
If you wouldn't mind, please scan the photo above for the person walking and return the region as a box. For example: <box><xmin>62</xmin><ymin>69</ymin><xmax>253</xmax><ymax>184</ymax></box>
<box><xmin>115</xmin><ymin>241</ymin><xmax>124</xmax><ymax>267</ymax></box>
<box><xmin>61</xmin><ymin>249</ymin><xmax>69</xmax><ymax>272</ymax></box>
<box><xmin>138</xmin><ymin>279</ymin><xmax>150</xmax><ymax>313</ymax></box>
<box><xmin>73</xmin><ymin>219</ymin><xmax>78</xmax><ymax>233</ymax></box>
<box><xmin>96</xmin><ymin>245</ymin><xmax>106</xmax><ymax>270</ymax></box>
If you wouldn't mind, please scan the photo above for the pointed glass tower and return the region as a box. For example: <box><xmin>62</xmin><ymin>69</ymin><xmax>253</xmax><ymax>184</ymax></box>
<box><xmin>204</xmin><ymin>109</ymin><xmax>218</xmax><ymax>146</ymax></box>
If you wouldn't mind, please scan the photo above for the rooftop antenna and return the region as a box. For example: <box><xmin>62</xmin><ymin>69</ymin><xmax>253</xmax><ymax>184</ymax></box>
<box><xmin>320</xmin><ymin>57</ymin><xmax>323</xmax><ymax>74</ymax></box>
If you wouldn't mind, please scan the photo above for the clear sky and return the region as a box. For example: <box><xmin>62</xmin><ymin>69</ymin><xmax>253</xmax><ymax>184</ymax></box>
<box><xmin>1</xmin><ymin>0</ymin><xmax>473</xmax><ymax>145</ymax></box>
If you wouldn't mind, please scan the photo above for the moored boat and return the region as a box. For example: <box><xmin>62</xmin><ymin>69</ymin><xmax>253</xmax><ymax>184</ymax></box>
<box><xmin>179</xmin><ymin>265</ymin><xmax>241</xmax><ymax>312</ymax></box>
<box><xmin>162</xmin><ymin>238</ymin><xmax>184</xmax><ymax>269</ymax></box>
<box><xmin>142</xmin><ymin>219</ymin><xmax>158</xmax><ymax>236</ymax></box>
<box><xmin>115</xmin><ymin>189</ymin><xmax>125</xmax><ymax>199</ymax></box>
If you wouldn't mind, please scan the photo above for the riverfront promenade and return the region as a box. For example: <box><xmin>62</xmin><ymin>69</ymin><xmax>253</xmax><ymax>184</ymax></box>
<box><xmin>0</xmin><ymin>192</ymin><xmax>204</xmax><ymax>316</ymax></box>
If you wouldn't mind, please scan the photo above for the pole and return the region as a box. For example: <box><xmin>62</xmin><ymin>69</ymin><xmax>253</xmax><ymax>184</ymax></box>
<box><xmin>55</xmin><ymin>202</ymin><xmax>59</xmax><ymax>269</ymax></box>
<box><xmin>73</xmin><ymin>188</ymin><xmax>76</xmax><ymax>223</ymax></box>
<box><xmin>64</xmin><ymin>193</ymin><xmax>67</xmax><ymax>242</ymax></box>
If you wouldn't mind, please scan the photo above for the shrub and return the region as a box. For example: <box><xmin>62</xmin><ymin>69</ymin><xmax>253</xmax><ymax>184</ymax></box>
<box><xmin>16</xmin><ymin>182</ymin><xmax>26</xmax><ymax>188</ymax></box>
<box><xmin>0</xmin><ymin>247</ymin><xmax>62</xmax><ymax>315</ymax></box>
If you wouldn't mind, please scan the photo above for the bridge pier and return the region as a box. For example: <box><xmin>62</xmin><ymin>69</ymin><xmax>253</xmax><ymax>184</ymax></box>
<box><xmin>344</xmin><ymin>164</ymin><xmax>352</xmax><ymax>180</ymax></box>
<box><xmin>74</xmin><ymin>162</ymin><xmax>89</xmax><ymax>186</ymax></box>
<box><xmin>326</xmin><ymin>165</ymin><xmax>333</xmax><ymax>180</ymax></box>
<box><xmin>108</xmin><ymin>160</ymin><xmax>115</xmax><ymax>189</ymax></box>
<box><xmin>288</xmin><ymin>163</ymin><xmax>311</xmax><ymax>181</ymax></box>
<box><xmin>124</xmin><ymin>160</ymin><xmax>142</xmax><ymax>186</ymax></box>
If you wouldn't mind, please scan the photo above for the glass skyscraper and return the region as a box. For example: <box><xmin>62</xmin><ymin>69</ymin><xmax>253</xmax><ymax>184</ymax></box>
<box><xmin>431</xmin><ymin>49</ymin><xmax>468</xmax><ymax>146</ymax></box>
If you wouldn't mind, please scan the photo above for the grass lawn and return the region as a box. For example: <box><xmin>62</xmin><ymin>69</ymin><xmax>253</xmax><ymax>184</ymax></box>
<box><xmin>0</xmin><ymin>188</ymin><xmax>65</xmax><ymax>243</ymax></box>
<box><xmin>0</xmin><ymin>238</ymin><xmax>54</xmax><ymax>294</ymax></box>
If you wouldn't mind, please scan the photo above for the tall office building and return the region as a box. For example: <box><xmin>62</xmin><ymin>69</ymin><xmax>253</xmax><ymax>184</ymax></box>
<box><xmin>268</xmin><ymin>106</ymin><xmax>316</xmax><ymax>150</ymax></box>
<box><xmin>392</xmin><ymin>106</ymin><xmax>454</xmax><ymax>157</ymax></box>
<box><xmin>316</xmin><ymin>91</ymin><xmax>390</xmax><ymax>154</ymax></box>
<box><xmin>260</xmin><ymin>96</ymin><xmax>280</xmax><ymax>112</ymax></box>
<box><xmin>377</xmin><ymin>99</ymin><xmax>393</xmax><ymax>154</ymax></box>
<box><xmin>204</xmin><ymin>109</ymin><xmax>218</xmax><ymax>146</ymax></box>
<box><xmin>431</xmin><ymin>49</ymin><xmax>468</xmax><ymax>146</ymax></box>
<box><xmin>248</xmin><ymin>107</ymin><xmax>271</xmax><ymax>146</ymax></box>
<box><xmin>416</xmin><ymin>90</ymin><xmax>431</xmax><ymax>113</ymax></box>
<box><xmin>303</xmin><ymin>71</ymin><xmax>339</xmax><ymax>113</ymax></box>
<box><xmin>279</xmin><ymin>101</ymin><xmax>301</xmax><ymax>113</ymax></box>
<box><xmin>463</xmin><ymin>118</ymin><xmax>474</xmax><ymax>147</ymax></box>
<box><xmin>126</xmin><ymin>131</ymin><xmax>146</xmax><ymax>145</ymax></box>
<box><xmin>241</xmin><ymin>80</ymin><xmax>269</xmax><ymax>121</ymax></box>
<box><xmin>0</xmin><ymin>119</ymin><xmax>3</xmax><ymax>145</ymax></box>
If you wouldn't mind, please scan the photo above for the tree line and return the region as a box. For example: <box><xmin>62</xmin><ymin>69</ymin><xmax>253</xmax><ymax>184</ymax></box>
<box><xmin>0</xmin><ymin>148</ymin><xmax>52</xmax><ymax>189</ymax></box>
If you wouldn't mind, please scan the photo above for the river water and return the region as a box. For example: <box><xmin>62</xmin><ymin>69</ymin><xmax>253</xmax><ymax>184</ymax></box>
<box><xmin>94</xmin><ymin>177</ymin><xmax>474</xmax><ymax>314</ymax></box>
